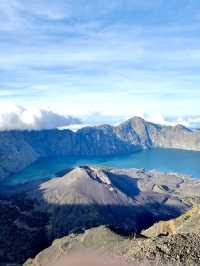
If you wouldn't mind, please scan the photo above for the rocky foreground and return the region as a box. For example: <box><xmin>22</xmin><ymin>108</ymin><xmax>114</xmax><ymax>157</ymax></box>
<box><xmin>25</xmin><ymin>205</ymin><xmax>200</xmax><ymax>266</ymax></box>
<box><xmin>1</xmin><ymin>116</ymin><xmax>200</xmax><ymax>180</ymax></box>
<box><xmin>1</xmin><ymin>166</ymin><xmax>200</xmax><ymax>265</ymax></box>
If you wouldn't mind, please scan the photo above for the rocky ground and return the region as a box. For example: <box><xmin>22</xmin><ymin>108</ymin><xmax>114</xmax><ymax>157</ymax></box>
<box><xmin>25</xmin><ymin>205</ymin><xmax>200</xmax><ymax>266</ymax></box>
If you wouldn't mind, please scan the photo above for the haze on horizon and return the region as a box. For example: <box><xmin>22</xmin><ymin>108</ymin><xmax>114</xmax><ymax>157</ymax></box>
<box><xmin>0</xmin><ymin>0</ymin><xmax>200</xmax><ymax>129</ymax></box>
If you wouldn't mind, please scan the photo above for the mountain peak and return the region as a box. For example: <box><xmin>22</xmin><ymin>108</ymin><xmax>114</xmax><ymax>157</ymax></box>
<box><xmin>124</xmin><ymin>116</ymin><xmax>146</xmax><ymax>124</ymax></box>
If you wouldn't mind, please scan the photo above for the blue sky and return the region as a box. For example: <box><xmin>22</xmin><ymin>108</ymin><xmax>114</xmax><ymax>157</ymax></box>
<box><xmin>0</xmin><ymin>0</ymin><xmax>200</xmax><ymax>118</ymax></box>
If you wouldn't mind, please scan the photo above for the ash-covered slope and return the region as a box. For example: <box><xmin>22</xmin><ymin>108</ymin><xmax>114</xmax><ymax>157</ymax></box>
<box><xmin>25</xmin><ymin>166</ymin><xmax>154</xmax><ymax>239</ymax></box>
<box><xmin>2</xmin><ymin>166</ymin><xmax>200</xmax><ymax>265</ymax></box>
<box><xmin>25</xmin><ymin>166</ymin><xmax>199</xmax><ymax>240</ymax></box>
<box><xmin>1</xmin><ymin>116</ymin><xmax>200</xmax><ymax>181</ymax></box>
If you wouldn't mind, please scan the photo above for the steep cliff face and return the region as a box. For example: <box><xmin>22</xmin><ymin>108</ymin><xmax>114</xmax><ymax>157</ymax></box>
<box><xmin>115</xmin><ymin>117</ymin><xmax>153</xmax><ymax>147</ymax></box>
<box><xmin>0</xmin><ymin>131</ymin><xmax>39</xmax><ymax>180</ymax></box>
<box><xmin>1</xmin><ymin>116</ymin><xmax>200</xmax><ymax>181</ymax></box>
<box><xmin>76</xmin><ymin>125</ymin><xmax>140</xmax><ymax>155</ymax></box>
<box><xmin>0</xmin><ymin>126</ymin><xmax>140</xmax><ymax>180</ymax></box>
<box><xmin>23</xmin><ymin>129</ymin><xmax>76</xmax><ymax>157</ymax></box>
<box><xmin>115</xmin><ymin>117</ymin><xmax>200</xmax><ymax>150</ymax></box>
<box><xmin>148</xmin><ymin>123</ymin><xmax>200</xmax><ymax>150</ymax></box>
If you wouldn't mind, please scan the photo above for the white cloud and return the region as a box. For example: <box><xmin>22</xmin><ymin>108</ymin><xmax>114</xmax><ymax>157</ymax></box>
<box><xmin>170</xmin><ymin>116</ymin><xmax>200</xmax><ymax>129</ymax></box>
<box><xmin>78</xmin><ymin>111</ymin><xmax>200</xmax><ymax>129</ymax></box>
<box><xmin>143</xmin><ymin>113</ymin><xmax>200</xmax><ymax>129</ymax></box>
<box><xmin>82</xmin><ymin>112</ymin><xmax>125</xmax><ymax>126</ymax></box>
<box><xmin>59</xmin><ymin>124</ymin><xmax>90</xmax><ymax>132</ymax></box>
<box><xmin>0</xmin><ymin>102</ymin><xmax>199</xmax><ymax>131</ymax></box>
<box><xmin>0</xmin><ymin>103</ymin><xmax>80</xmax><ymax>130</ymax></box>
<box><xmin>143</xmin><ymin>113</ymin><xmax>173</xmax><ymax>126</ymax></box>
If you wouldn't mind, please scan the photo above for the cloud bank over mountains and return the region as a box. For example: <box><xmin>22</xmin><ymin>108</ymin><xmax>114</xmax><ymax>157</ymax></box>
<box><xmin>0</xmin><ymin>104</ymin><xmax>80</xmax><ymax>130</ymax></box>
<box><xmin>143</xmin><ymin>113</ymin><xmax>200</xmax><ymax>129</ymax></box>
<box><xmin>0</xmin><ymin>104</ymin><xmax>199</xmax><ymax>131</ymax></box>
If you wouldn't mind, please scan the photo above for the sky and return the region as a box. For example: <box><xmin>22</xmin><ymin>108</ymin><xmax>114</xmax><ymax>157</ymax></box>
<box><xmin>0</xmin><ymin>0</ymin><xmax>200</xmax><ymax>129</ymax></box>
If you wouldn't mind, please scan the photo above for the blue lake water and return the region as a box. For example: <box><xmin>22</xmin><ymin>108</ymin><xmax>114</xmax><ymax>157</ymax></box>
<box><xmin>3</xmin><ymin>148</ymin><xmax>200</xmax><ymax>186</ymax></box>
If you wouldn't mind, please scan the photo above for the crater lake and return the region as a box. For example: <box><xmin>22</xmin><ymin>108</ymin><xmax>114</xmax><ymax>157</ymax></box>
<box><xmin>2</xmin><ymin>148</ymin><xmax>200</xmax><ymax>186</ymax></box>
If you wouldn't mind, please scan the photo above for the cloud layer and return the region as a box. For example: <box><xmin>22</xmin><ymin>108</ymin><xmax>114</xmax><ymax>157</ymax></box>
<box><xmin>0</xmin><ymin>103</ymin><xmax>199</xmax><ymax>131</ymax></box>
<box><xmin>143</xmin><ymin>113</ymin><xmax>200</xmax><ymax>129</ymax></box>
<box><xmin>0</xmin><ymin>104</ymin><xmax>80</xmax><ymax>130</ymax></box>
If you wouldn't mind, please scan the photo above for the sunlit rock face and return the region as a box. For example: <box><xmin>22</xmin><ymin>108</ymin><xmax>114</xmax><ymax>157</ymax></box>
<box><xmin>0</xmin><ymin>131</ymin><xmax>39</xmax><ymax>180</ymax></box>
<box><xmin>115</xmin><ymin>116</ymin><xmax>200</xmax><ymax>150</ymax></box>
<box><xmin>142</xmin><ymin>204</ymin><xmax>200</xmax><ymax>237</ymax></box>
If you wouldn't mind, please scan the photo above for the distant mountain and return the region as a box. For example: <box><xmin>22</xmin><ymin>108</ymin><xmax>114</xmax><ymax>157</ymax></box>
<box><xmin>115</xmin><ymin>116</ymin><xmax>199</xmax><ymax>149</ymax></box>
<box><xmin>1</xmin><ymin>116</ymin><xmax>200</xmax><ymax>181</ymax></box>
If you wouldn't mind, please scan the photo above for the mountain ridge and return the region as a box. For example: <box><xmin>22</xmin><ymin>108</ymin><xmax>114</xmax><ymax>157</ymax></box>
<box><xmin>1</xmin><ymin>116</ymin><xmax>200</xmax><ymax>181</ymax></box>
